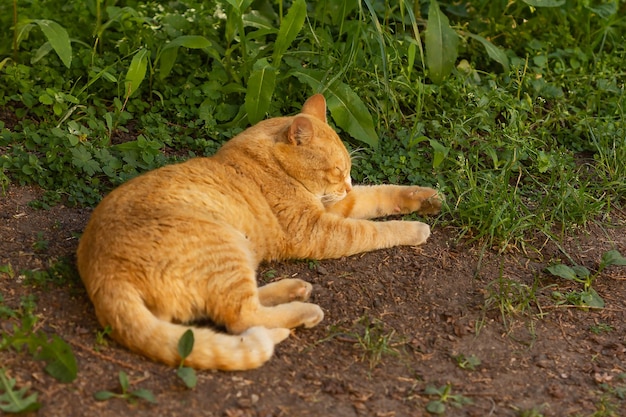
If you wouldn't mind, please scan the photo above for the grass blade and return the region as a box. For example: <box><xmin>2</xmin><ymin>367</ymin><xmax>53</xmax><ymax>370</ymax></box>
<box><xmin>272</xmin><ymin>0</ymin><xmax>306</xmax><ymax>65</ymax></box>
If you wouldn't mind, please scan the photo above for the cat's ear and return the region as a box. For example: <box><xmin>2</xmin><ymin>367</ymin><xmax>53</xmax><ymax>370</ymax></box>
<box><xmin>301</xmin><ymin>94</ymin><xmax>327</xmax><ymax>123</ymax></box>
<box><xmin>287</xmin><ymin>116</ymin><xmax>313</xmax><ymax>145</ymax></box>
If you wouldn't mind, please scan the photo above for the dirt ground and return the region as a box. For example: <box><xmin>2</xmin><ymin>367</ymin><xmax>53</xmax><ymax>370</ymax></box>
<box><xmin>1</xmin><ymin>184</ymin><xmax>625</xmax><ymax>417</ymax></box>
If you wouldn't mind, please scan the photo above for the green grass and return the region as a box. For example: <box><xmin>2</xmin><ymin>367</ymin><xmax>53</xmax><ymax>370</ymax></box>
<box><xmin>1</xmin><ymin>0</ymin><xmax>624</xmax><ymax>249</ymax></box>
<box><xmin>320</xmin><ymin>315</ymin><xmax>402</xmax><ymax>369</ymax></box>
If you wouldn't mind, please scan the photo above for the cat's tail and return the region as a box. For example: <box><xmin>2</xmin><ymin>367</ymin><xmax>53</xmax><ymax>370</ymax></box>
<box><xmin>92</xmin><ymin>283</ymin><xmax>291</xmax><ymax>371</ymax></box>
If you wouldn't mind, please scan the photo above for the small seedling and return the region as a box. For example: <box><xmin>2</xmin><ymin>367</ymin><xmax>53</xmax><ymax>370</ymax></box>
<box><xmin>21</xmin><ymin>257</ymin><xmax>79</xmax><ymax>288</ymax></box>
<box><xmin>95</xmin><ymin>325</ymin><xmax>112</xmax><ymax>349</ymax></box>
<box><xmin>515</xmin><ymin>407</ymin><xmax>546</xmax><ymax>417</ymax></box>
<box><xmin>424</xmin><ymin>383</ymin><xmax>472</xmax><ymax>414</ymax></box>
<box><xmin>590</xmin><ymin>323</ymin><xmax>613</xmax><ymax>335</ymax></box>
<box><xmin>0</xmin><ymin>264</ymin><xmax>15</xmax><ymax>279</ymax></box>
<box><xmin>262</xmin><ymin>269</ymin><xmax>277</xmax><ymax>279</ymax></box>
<box><xmin>307</xmin><ymin>259</ymin><xmax>320</xmax><ymax>270</ymax></box>
<box><xmin>32</xmin><ymin>232</ymin><xmax>49</xmax><ymax>253</ymax></box>
<box><xmin>0</xmin><ymin>368</ymin><xmax>41</xmax><ymax>413</ymax></box>
<box><xmin>0</xmin><ymin>295</ymin><xmax>17</xmax><ymax>320</ymax></box>
<box><xmin>176</xmin><ymin>329</ymin><xmax>197</xmax><ymax>389</ymax></box>
<box><xmin>480</xmin><ymin>262</ymin><xmax>546</xmax><ymax>337</ymax></box>
<box><xmin>318</xmin><ymin>316</ymin><xmax>401</xmax><ymax>369</ymax></box>
<box><xmin>547</xmin><ymin>250</ymin><xmax>626</xmax><ymax>309</ymax></box>
<box><xmin>353</xmin><ymin>316</ymin><xmax>401</xmax><ymax>369</ymax></box>
<box><xmin>452</xmin><ymin>353</ymin><xmax>481</xmax><ymax>371</ymax></box>
<box><xmin>94</xmin><ymin>371</ymin><xmax>156</xmax><ymax>404</ymax></box>
<box><xmin>0</xmin><ymin>296</ymin><xmax>77</xmax><ymax>383</ymax></box>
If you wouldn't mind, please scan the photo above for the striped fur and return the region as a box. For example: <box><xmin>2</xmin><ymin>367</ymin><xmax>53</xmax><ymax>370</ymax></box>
<box><xmin>76</xmin><ymin>95</ymin><xmax>441</xmax><ymax>370</ymax></box>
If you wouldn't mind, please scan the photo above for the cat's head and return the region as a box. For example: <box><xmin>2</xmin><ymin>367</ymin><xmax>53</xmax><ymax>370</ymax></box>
<box><xmin>275</xmin><ymin>94</ymin><xmax>353</xmax><ymax>204</ymax></box>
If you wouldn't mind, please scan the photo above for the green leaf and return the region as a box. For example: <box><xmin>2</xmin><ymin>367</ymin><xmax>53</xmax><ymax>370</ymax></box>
<box><xmin>124</xmin><ymin>49</ymin><xmax>150</xmax><ymax>98</ymax></box>
<box><xmin>426</xmin><ymin>400</ymin><xmax>446</xmax><ymax>414</ymax></box>
<box><xmin>177</xmin><ymin>329</ymin><xmax>195</xmax><ymax>359</ymax></box>
<box><xmin>223</xmin><ymin>0</ymin><xmax>254</xmax><ymax>12</ymax></box>
<box><xmin>245</xmin><ymin>58</ymin><xmax>277</xmax><ymax>125</ymax></box>
<box><xmin>159</xmin><ymin>35</ymin><xmax>212</xmax><ymax>80</ymax></box>
<box><xmin>93</xmin><ymin>390</ymin><xmax>118</xmax><ymax>401</ymax></box>
<box><xmin>425</xmin><ymin>0</ymin><xmax>459</xmax><ymax>84</ymax></box>
<box><xmin>291</xmin><ymin>69</ymin><xmax>379</xmax><ymax>148</ymax></box>
<box><xmin>0</xmin><ymin>369</ymin><xmax>41</xmax><ymax>413</ymax></box>
<box><xmin>71</xmin><ymin>147</ymin><xmax>101</xmax><ymax>176</ymax></box>
<box><xmin>467</xmin><ymin>33</ymin><xmax>509</xmax><ymax>72</ymax></box>
<box><xmin>34</xmin><ymin>335</ymin><xmax>78</xmax><ymax>383</ymax></box>
<box><xmin>31</xmin><ymin>42</ymin><xmax>54</xmax><ymax>65</ymax></box>
<box><xmin>38</xmin><ymin>93</ymin><xmax>54</xmax><ymax>105</ymax></box>
<box><xmin>586</xmin><ymin>2</ymin><xmax>617</xmax><ymax>19</ymax></box>
<box><xmin>33</xmin><ymin>20</ymin><xmax>72</xmax><ymax>68</ymax></box>
<box><xmin>580</xmin><ymin>289</ymin><xmax>605</xmax><ymax>309</ymax></box>
<box><xmin>571</xmin><ymin>265</ymin><xmax>590</xmax><ymax>279</ymax></box>
<box><xmin>176</xmin><ymin>367</ymin><xmax>197</xmax><ymax>389</ymax></box>
<box><xmin>429</xmin><ymin>139</ymin><xmax>450</xmax><ymax>169</ymax></box>
<box><xmin>272</xmin><ymin>0</ymin><xmax>306</xmax><ymax>65</ymax></box>
<box><xmin>131</xmin><ymin>388</ymin><xmax>157</xmax><ymax>404</ymax></box>
<box><xmin>601</xmin><ymin>250</ymin><xmax>626</xmax><ymax>268</ymax></box>
<box><xmin>424</xmin><ymin>384</ymin><xmax>443</xmax><ymax>395</ymax></box>
<box><xmin>0</xmin><ymin>264</ymin><xmax>15</xmax><ymax>279</ymax></box>
<box><xmin>118</xmin><ymin>371</ymin><xmax>130</xmax><ymax>391</ymax></box>
<box><xmin>521</xmin><ymin>0</ymin><xmax>566</xmax><ymax>7</ymax></box>
<box><xmin>545</xmin><ymin>264</ymin><xmax>578</xmax><ymax>281</ymax></box>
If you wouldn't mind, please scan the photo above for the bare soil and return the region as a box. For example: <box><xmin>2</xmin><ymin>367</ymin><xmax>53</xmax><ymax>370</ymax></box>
<box><xmin>1</xmin><ymin>185</ymin><xmax>625</xmax><ymax>417</ymax></box>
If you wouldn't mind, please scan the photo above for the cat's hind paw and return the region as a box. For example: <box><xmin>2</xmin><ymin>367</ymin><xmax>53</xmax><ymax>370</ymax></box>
<box><xmin>266</xmin><ymin>327</ymin><xmax>291</xmax><ymax>344</ymax></box>
<box><xmin>259</xmin><ymin>278</ymin><xmax>313</xmax><ymax>306</ymax></box>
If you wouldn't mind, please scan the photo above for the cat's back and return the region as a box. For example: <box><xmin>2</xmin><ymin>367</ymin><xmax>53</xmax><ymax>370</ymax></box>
<box><xmin>78</xmin><ymin>132</ymin><xmax>291</xmax><ymax>273</ymax></box>
<box><xmin>95</xmin><ymin>116</ymin><xmax>289</xmax><ymax>221</ymax></box>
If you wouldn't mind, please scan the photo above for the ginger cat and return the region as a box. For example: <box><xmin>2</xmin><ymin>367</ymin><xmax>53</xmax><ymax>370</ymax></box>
<box><xmin>76</xmin><ymin>94</ymin><xmax>441</xmax><ymax>371</ymax></box>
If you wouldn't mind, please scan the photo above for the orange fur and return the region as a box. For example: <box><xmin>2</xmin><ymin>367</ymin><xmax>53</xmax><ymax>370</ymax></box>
<box><xmin>76</xmin><ymin>94</ymin><xmax>441</xmax><ymax>370</ymax></box>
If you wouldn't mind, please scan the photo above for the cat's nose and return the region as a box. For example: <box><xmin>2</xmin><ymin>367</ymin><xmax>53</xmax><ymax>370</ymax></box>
<box><xmin>345</xmin><ymin>177</ymin><xmax>352</xmax><ymax>193</ymax></box>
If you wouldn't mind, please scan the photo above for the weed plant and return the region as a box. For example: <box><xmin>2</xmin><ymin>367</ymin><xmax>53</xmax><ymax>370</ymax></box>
<box><xmin>94</xmin><ymin>371</ymin><xmax>156</xmax><ymax>404</ymax></box>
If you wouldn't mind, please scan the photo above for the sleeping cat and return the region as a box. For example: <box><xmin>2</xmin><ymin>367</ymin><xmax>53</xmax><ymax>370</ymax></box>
<box><xmin>76</xmin><ymin>94</ymin><xmax>441</xmax><ymax>370</ymax></box>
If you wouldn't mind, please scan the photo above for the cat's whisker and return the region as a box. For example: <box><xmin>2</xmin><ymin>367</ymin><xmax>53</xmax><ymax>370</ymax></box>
<box><xmin>348</xmin><ymin>147</ymin><xmax>366</xmax><ymax>161</ymax></box>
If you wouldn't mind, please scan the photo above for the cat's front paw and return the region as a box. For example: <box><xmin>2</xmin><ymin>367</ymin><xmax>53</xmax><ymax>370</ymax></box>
<box><xmin>399</xmin><ymin>187</ymin><xmax>442</xmax><ymax>215</ymax></box>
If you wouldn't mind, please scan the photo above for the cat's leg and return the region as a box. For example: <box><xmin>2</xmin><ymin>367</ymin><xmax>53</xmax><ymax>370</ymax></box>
<box><xmin>211</xmin><ymin>272</ymin><xmax>323</xmax><ymax>334</ymax></box>
<box><xmin>258</xmin><ymin>279</ymin><xmax>313</xmax><ymax>306</ymax></box>
<box><xmin>287</xmin><ymin>213</ymin><xmax>432</xmax><ymax>260</ymax></box>
<box><xmin>229</xmin><ymin>300</ymin><xmax>324</xmax><ymax>334</ymax></box>
<box><xmin>203</xmin><ymin>231</ymin><xmax>323</xmax><ymax>333</ymax></box>
<box><xmin>325</xmin><ymin>185</ymin><xmax>441</xmax><ymax>219</ymax></box>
